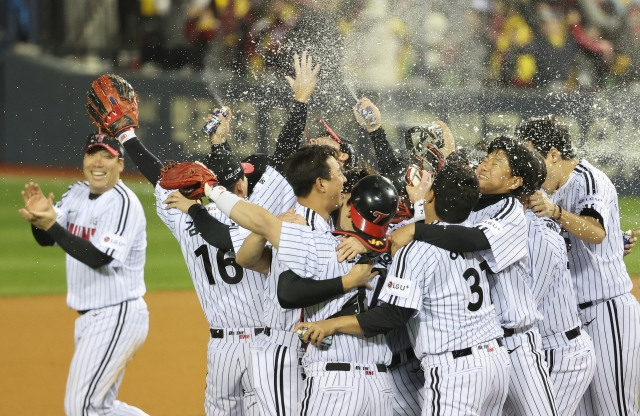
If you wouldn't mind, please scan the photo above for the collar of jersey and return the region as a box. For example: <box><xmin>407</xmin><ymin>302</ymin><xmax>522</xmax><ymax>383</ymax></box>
<box><xmin>473</xmin><ymin>193</ymin><xmax>517</xmax><ymax>211</ymax></box>
<box><xmin>294</xmin><ymin>203</ymin><xmax>334</xmax><ymax>233</ymax></box>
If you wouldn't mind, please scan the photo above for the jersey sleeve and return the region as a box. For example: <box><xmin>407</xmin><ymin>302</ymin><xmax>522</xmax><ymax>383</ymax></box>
<box><xmin>92</xmin><ymin>187</ymin><xmax>145</xmax><ymax>265</ymax></box>
<box><xmin>379</xmin><ymin>241</ymin><xmax>427</xmax><ymax>311</ymax></box>
<box><xmin>573</xmin><ymin>177</ymin><xmax>610</xmax><ymax>229</ymax></box>
<box><xmin>277</xmin><ymin>222</ymin><xmax>319</xmax><ymax>278</ymax></box>
<box><xmin>474</xmin><ymin>198</ymin><xmax>527</xmax><ymax>272</ymax></box>
<box><xmin>154</xmin><ymin>183</ymin><xmax>185</xmax><ymax>233</ymax></box>
<box><xmin>248</xmin><ymin>166</ymin><xmax>296</xmax><ymax>216</ymax></box>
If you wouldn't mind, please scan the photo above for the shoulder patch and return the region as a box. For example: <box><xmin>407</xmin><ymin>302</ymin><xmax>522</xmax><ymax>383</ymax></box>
<box><xmin>476</xmin><ymin>218</ymin><xmax>504</xmax><ymax>236</ymax></box>
<box><xmin>101</xmin><ymin>233</ymin><xmax>128</xmax><ymax>253</ymax></box>
<box><xmin>384</xmin><ymin>276</ymin><xmax>412</xmax><ymax>298</ymax></box>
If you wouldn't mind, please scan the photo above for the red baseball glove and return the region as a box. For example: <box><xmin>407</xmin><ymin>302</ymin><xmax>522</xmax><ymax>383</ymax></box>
<box><xmin>86</xmin><ymin>74</ymin><xmax>139</xmax><ymax>136</ymax></box>
<box><xmin>159</xmin><ymin>161</ymin><xmax>219</xmax><ymax>200</ymax></box>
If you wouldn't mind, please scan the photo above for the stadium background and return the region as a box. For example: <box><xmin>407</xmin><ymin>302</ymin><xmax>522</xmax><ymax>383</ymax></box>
<box><xmin>1</xmin><ymin>0</ymin><xmax>640</xmax><ymax>414</ymax></box>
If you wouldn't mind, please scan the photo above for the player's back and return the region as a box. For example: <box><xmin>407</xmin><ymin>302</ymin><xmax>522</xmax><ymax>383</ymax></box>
<box><xmin>390</xmin><ymin>239</ymin><xmax>503</xmax><ymax>357</ymax></box>
<box><xmin>155</xmin><ymin>184</ymin><xmax>263</xmax><ymax>328</ymax></box>
<box><xmin>550</xmin><ymin>159</ymin><xmax>631</xmax><ymax>303</ymax></box>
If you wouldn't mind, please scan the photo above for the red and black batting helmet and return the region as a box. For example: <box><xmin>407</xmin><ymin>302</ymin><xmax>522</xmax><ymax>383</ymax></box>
<box><xmin>334</xmin><ymin>175</ymin><xmax>398</xmax><ymax>252</ymax></box>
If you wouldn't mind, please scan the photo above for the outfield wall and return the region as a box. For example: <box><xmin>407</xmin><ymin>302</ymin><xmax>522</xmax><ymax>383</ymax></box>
<box><xmin>2</xmin><ymin>53</ymin><xmax>640</xmax><ymax>193</ymax></box>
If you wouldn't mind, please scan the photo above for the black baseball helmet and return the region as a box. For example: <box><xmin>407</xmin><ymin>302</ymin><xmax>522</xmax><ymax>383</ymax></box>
<box><xmin>348</xmin><ymin>175</ymin><xmax>399</xmax><ymax>251</ymax></box>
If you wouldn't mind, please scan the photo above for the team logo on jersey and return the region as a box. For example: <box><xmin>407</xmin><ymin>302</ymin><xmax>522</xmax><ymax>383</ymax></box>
<box><xmin>578</xmin><ymin>195</ymin><xmax>603</xmax><ymax>207</ymax></box>
<box><xmin>102</xmin><ymin>233</ymin><xmax>127</xmax><ymax>252</ymax></box>
<box><xmin>68</xmin><ymin>223</ymin><xmax>96</xmax><ymax>241</ymax></box>
<box><xmin>384</xmin><ymin>276</ymin><xmax>412</xmax><ymax>298</ymax></box>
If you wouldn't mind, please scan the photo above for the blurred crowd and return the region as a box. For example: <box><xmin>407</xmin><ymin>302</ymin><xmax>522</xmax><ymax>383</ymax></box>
<box><xmin>2</xmin><ymin>0</ymin><xmax>640</xmax><ymax>90</ymax></box>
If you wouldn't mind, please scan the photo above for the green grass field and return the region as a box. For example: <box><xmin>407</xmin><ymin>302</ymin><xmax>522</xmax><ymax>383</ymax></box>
<box><xmin>1</xmin><ymin>176</ymin><xmax>193</xmax><ymax>297</ymax></box>
<box><xmin>1</xmin><ymin>175</ymin><xmax>639</xmax><ymax>297</ymax></box>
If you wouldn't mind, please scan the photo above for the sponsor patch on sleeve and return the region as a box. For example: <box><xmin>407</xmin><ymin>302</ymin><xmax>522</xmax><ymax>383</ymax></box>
<box><xmin>384</xmin><ymin>276</ymin><xmax>412</xmax><ymax>298</ymax></box>
<box><xmin>101</xmin><ymin>233</ymin><xmax>128</xmax><ymax>253</ymax></box>
<box><xmin>577</xmin><ymin>195</ymin><xmax>604</xmax><ymax>207</ymax></box>
<box><xmin>476</xmin><ymin>218</ymin><xmax>504</xmax><ymax>236</ymax></box>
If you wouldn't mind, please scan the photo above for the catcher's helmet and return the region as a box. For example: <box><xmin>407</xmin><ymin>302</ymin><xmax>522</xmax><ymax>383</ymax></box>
<box><xmin>348</xmin><ymin>175</ymin><xmax>399</xmax><ymax>251</ymax></box>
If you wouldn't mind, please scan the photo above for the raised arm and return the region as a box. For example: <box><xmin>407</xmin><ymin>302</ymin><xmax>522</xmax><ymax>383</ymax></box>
<box><xmin>270</xmin><ymin>51</ymin><xmax>320</xmax><ymax>173</ymax></box>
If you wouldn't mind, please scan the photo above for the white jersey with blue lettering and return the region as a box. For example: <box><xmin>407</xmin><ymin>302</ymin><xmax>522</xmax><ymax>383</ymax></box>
<box><xmin>54</xmin><ymin>180</ymin><xmax>146</xmax><ymax>311</ymax></box>
<box><xmin>469</xmin><ymin>196</ymin><xmax>541</xmax><ymax>329</ymax></box>
<box><xmin>549</xmin><ymin>159</ymin><xmax>632</xmax><ymax>304</ymax></box>
<box><xmin>278</xmin><ymin>222</ymin><xmax>392</xmax><ymax>367</ymax></box>
<box><xmin>155</xmin><ymin>184</ymin><xmax>263</xmax><ymax>328</ymax></box>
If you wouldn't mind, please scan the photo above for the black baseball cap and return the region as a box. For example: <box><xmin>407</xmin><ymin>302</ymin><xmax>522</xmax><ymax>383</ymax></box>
<box><xmin>241</xmin><ymin>153</ymin><xmax>270</xmax><ymax>196</ymax></box>
<box><xmin>84</xmin><ymin>133</ymin><xmax>124</xmax><ymax>157</ymax></box>
<box><xmin>202</xmin><ymin>149</ymin><xmax>254</xmax><ymax>187</ymax></box>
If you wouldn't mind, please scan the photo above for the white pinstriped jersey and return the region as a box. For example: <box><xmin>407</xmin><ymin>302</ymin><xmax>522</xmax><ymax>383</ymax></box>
<box><xmin>278</xmin><ymin>222</ymin><xmax>392</xmax><ymax>366</ymax></box>
<box><xmin>381</xmin><ymin>235</ymin><xmax>503</xmax><ymax>356</ymax></box>
<box><xmin>247</xmin><ymin>165</ymin><xmax>296</xmax><ymax>217</ymax></box>
<box><xmin>525</xmin><ymin>210</ymin><xmax>581</xmax><ymax>338</ymax></box>
<box><xmin>155</xmin><ymin>184</ymin><xmax>263</xmax><ymax>328</ymax></box>
<box><xmin>53</xmin><ymin>180</ymin><xmax>146</xmax><ymax>311</ymax></box>
<box><xmin>550</xmin><ymin>159</ymin><xmax>632</xmax><ymax>304</ymax></box>
<box><xmin>469</xmin><ymin>197</ymin><xmax>542</xmax><ymax>328</ymax></box>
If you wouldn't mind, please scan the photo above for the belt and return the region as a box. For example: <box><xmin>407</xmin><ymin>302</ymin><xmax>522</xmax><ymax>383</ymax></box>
<box><xmin>503</xmin><ymin>324</ymin><xmax>534</xmax><ymax>338</ymax></box>
<box><xmin>578</xmin><ymin>298</ymin><xmax>608</xmax><ymax>310</ymax></box>
<box><xmin>451</xmin><ymin>338</ymin><xmax>503</xmax><ymax>359</ymax></box>
<box><xmin>325</xmin><ymin>363</ymin><xmax>387</xmax><ymax>373</ymax></box>
<box><xmin>389</xmin><ymin>348</ymin><xmax>416</xmax><ymax>368</ymax></box>
<box><xmin>210</xmin><ymin>327</ymin><xmax>266</xmax><ymax>339</ymax></box>
<box><xmin>565</xmin><ymin>326</ymin><xmax>581</xmax><ymax>341</ymax></box>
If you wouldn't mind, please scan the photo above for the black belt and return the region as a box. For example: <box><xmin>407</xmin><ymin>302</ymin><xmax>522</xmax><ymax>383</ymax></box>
<box><xmin>325</xmin><ymin>363</ymin><xmax>387</xmax><ymax>373</ymax></box>
<box><xmin>451</xmin><ymin>338</ymin><xmax>503</xmax><ymax>359</ymax></box>
<box><xmin>503</xmin><ymin>325</ymin><xmax>534</xmax><ymax>338</ymax></box>
<box><xmin>565</xmin><ymin>326</ymin><xmax>581</xmax><ymax>341</ymax></box>
<box><xmin>210</xmin><ymin>327</ymin><xmax>265</xmax><ymax>339</ymax></box>
<box><xmin>578</xmin><ymin>298</ymin><xmax>608</xmax><ymax>310</ymax></box>
<box><xmin>389</xmin><ymin>348</ymin><xmax>416</xmax><ymax>368</ymax></box>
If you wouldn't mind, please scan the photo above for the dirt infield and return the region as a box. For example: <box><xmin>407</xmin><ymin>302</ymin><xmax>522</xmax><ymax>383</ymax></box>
<box><xmin>0</xmin><ymin>291</ymin><xmax>208</xmax><ymax>416</ymax></box>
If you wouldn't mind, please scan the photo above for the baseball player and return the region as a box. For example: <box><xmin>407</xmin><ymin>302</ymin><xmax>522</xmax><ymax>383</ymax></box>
<box><xmin>19</xmin><ymin>133</ymin><xmax>149</xmax><ymax>416</ymax></box>
<box><xmin>519</xmin><ymin>116</ymin><xmax>640</xmax><ymax>416</ymax></box>
<box><xmin>203</xmin><ymin>156</ymin><xmax>399</xmax><ymax>415</ymax></box>
<box><xmin>297</xmin><ymin>162</ymin><xmax>511</xmax><ymax>416</ymax></box>
<box><xmin>390</xmin><ymin>136</ymin><xmax>558</xmax><ymax>415</ymax></box>
<box><xmin>117</xmin><ymin>113</ymin><xmax>267</xmax><ymax>415</ymax></box>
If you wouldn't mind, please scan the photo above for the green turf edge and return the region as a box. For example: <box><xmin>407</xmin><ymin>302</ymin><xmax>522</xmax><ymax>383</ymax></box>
<box><xmin>1</xmin><ymin>176</ymin><xmax>639</xmax><ymax>298</ymax></box>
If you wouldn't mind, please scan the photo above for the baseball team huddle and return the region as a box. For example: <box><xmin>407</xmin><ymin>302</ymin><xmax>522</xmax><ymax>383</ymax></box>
<box><xmin>18</xmin><ymin>51</ymin><xmax>640</xmax><ymax>416</ymax></box>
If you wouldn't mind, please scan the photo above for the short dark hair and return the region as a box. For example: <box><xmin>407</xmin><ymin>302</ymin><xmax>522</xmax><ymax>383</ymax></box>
<box><xmin>284</xmin><ymin>145</ymin><xmax>336</xmax><ymax>197</ymax></box>
<box><xmin>431</xmin><ymin>161</ymin><xmax>480</xmax><ymax>223</ymax></box>
<box><xmin>486</xmin><ymin>135</ymin><xmax>542</xmax><ymax>196</ymax></box>
<box><xmin>515</xmin><ymin>115</ymin><xmax>576</xmax><ymax>159</ymax></box>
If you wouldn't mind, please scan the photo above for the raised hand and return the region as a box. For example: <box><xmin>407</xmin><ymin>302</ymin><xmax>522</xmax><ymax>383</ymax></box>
<box><xmin>352</xmin><ymin>97</ymin><xmax>382</xmax><ymax>133</ymax></box>
<box><xmin>19</xmin><ymin>182</ymin><xmax>57</xmax><ymax>230</ymax></box>
<box><xmin>285</xmin><ymin>51</ymin><xmax>321</xmax><ymax>104</ymax></box>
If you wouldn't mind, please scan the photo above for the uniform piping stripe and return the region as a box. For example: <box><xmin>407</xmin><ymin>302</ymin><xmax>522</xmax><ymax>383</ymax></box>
<box><xmin>494</xmin><ymin>198</ymin><xmax>515</xmax><ymax>220</ymax></box>
<box><xmin>82</xmin><ymin>301</ymin><xmax>128</xmax><ymax>416</ymax></box>
<box><xmin>430</xmin><ymin>367</ymin><xmax>441</xmax><ymax>416</ymax></box>
<box><xmin>527</xmin><ymin>331</ymin><xmax>557</xmax><ymax>416</ymax></box>
<box><xmin>274</xmin><ymin>345</ymin><xmax>282</xmax><ymax>416</ymax></box>
<box><xmin>279</xmin><ymin>346</ymin><xmax>287</xmax><ymax>416</ymax></box>
<box><xmin>607</xmin><ymin>300</ymin><xmax>628</xmax><ymax>415</ymax></box>
<box><xmin>300</xmin><ymin>377</ymin><xmax>313</xmax><ymax>416</ymax></box>
<box><xmin>112</xmin><ymin>185</ymin><xmax>131</xmax><ymax>236</ymax></box>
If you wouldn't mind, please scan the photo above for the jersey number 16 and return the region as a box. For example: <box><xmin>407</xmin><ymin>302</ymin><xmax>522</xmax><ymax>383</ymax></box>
<box><xmin>195</xmin><ymin>245</ymin><xmax>244</xmax><ymax>285</ymax></box>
